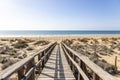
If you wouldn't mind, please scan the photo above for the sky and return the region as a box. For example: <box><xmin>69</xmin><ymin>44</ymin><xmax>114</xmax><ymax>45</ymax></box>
<box><xmin>0</xmin><ymin>0</ymin><xmax>120</xmax><ymax>30</ymax></box>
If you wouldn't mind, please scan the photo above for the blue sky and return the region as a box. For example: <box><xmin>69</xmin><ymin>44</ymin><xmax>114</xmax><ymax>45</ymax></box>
<box><xmin>0</xmin><ymin>0</ymin><xmax>120</xmax><ymax>30</ymax></box>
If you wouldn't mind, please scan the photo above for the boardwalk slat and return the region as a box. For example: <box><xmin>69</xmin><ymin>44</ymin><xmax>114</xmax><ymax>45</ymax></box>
<box><xmin>37</xmin><ymin>45</ymin><xmax>75</xmax><ymax>80</ymax></box>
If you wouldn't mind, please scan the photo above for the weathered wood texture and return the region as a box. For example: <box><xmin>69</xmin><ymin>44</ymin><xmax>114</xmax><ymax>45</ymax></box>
<box><xmin>0</xmin><ymin>42</ymin><xmax>117</xmax><ymax>80</ymax></box>
<box><xmin>37</xmin><ymin>45</ymin><xmax>75</xmax><ymax>80</ymax></box>
<box><xmin>61</xmin><ymin>42</ymin><xmax>117</xmax><ymax>80</ymax></box>
<box><xmin>0</xmin><ymin>42</ymin><xmax>56</xmax><ymax>80</ymax></box>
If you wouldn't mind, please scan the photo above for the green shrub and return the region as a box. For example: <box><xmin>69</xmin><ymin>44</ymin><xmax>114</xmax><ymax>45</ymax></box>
<box><xmin>1</xmin><ymin>59</ymin><xmax>16</xmax><ymax>70</ymax></box>
<box><xmin>12</xmin><ymin>40</ymin><xmax>28</xmax><ymax>49</ymax></box>
<box><xmin>27</xmin><ymin>47</ymin><xmax>34</xmax><ymax>51</ymax></box>
<box><xmin>34</xmin><ymin>40</ymin><xmax>49</xmax><ymax>45</ymax></box>
<box><xmin>62</xmin><ymin>39</ymin><xmax>73</xmax><ymax>46</ymax></box>
<box><xmin>78</xmin><ymin>38</ymin><xmax>89</xmax><ymax>43</ymax></box>
<box><xmin>0</xmin><ymin>56</ymin><xmax>8</xmax><ymax>64</ymax></box>
<box><xmin>106</xmin><ymin>65</ymin><xmax>116</xmax><ymax>74</ymax></box>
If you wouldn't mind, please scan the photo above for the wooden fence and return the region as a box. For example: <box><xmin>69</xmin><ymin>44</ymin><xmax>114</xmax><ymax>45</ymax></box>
<box><xmin>0</xmin><ymin>42</ymin><xmax>117</xmax><ymax>80</ymax></box>
<box><xmin>0</xmin><ymin>42</ymin><xmax>56</xmax><ymax>80</ymax></box>
<box><xmin>61</xmin><ymin>42</ymin><xmax>117</xmax><ymax>80</ymax></box>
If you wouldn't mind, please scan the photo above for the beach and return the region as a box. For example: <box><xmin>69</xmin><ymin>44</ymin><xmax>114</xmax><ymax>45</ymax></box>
<box><xmin>0</xmin><ymin>36</ymin><xmax>120</xmax><ymax>80</ymax></box>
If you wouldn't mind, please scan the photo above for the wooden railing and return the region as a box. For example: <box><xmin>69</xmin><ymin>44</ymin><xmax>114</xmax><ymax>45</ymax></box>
<box><xmin>61</xmin><ymin>42</ymin><xmax>117</xmax><ymax>80</ymax></box>
<box><xmin>0</xmin><ymin>42</ymin><xmax>56</xmax><ymax>80</ymax></box>
<box><xmin>0</xmin><ymin>42</ymin><xmax>117</xmax><ymax>80</ymax></box>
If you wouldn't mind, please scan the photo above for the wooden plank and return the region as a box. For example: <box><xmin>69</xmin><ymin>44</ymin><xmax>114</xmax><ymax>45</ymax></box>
<box><xmin>37</xmin><ymin>45</ymin><xmax>75</xmax><ymax>80</ymax></box>
<box><xmin>17</xmin><ymin>66</ymin><xmax>25</xmax><ymax>80</ymax></box>
<box><xmin>37</xmin><ymin>78</ymin><xmax>75</xmax><ymax>80</ymax></box>
<box><xmin>26</xmin><ymin>59</ymin><xmax>35</xmax><ymax>80</ymax></box>
<box><xmin>39</xmin><ymin>73</ymin><xmax>75</xmax><ymax>78</ymax></box>
<box><xmin>93</xmin><ymin>73</ymin><xmax>99</xmax><ymax>80</ymax></box>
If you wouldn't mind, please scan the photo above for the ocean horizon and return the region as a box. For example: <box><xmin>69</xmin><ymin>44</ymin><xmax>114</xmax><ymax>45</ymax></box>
<box><xmin>0</xmin><ymin>30</ymin><xmax>120</xmax><ymax>37</ymax></box>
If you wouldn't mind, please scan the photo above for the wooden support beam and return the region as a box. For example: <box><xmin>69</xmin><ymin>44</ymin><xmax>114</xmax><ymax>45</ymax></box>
<box><xmin>37</xmin><ymin>54</ymin><xmax>41</xmax><ymax>74</ymax></box>
<box><xmin>115</xmin><ymin>56</ymin><xmax>117</xmax><ymax>72</ymax></box>
<box><xmin>81</xmin><ymin>61</ymin><xmax>87</xmax><ymax>75</ymax></box>
<box><xmin>42</xmin><ymin>51</ymin><xmax>45</xmax><ymax>69</ymax></box>
<box><xmin>26</xmin><ymin>59</ymin><xmax>35</xmax><ymax>80</ymax></box>
<box><xmin>17</xmin><ymin>66</ymin><xmax>25</xmax><ymax>80</ymax></box>
<box><xmin>93</xmin><ymin>73</ymin><xmax>99</xmax><ymax>80</ymax></box>
<box><xmin>78</xmin><ymin>60</ymin><xmax>83</xmax><ymax>80</ymax></box>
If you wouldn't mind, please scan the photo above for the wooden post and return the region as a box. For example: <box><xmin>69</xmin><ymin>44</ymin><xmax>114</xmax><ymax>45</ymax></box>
<box><xmin>78</xmin><ymin>72</ymin><xmax>81</xmax><ymax>80</ymax></box>
<box><xmin>81</xmin><ymin>61</ymin><xmax>87</xmax><ymax>74</ymax></box>
<box><xmin>72</xmin><ymin>54</ymin><xmax>75</xmax><ymax>73</ymax></box>
<box><xmin>38</xmin><ymin>54</ymin><xmax>41</xmax><ymax>61</ymax></box>
<box><xmin>70</xmin><ymin>60</ymin><xmax>72</xmax><ymax>69</ymax></box>
<box><xmin>68</xmin><ymin>58</ymin><xmax>70</xmax><ymax>65</ymax></box>
<box><xmin>115</xmin><ymin>56</ymin><xmax>117</xmax><ymax>72</ymax></box>
<box><xmin>26</xmin><ymin>59</ymin><xmax>35</xmax><ymax>80</ymax></box>
<box><xmin>38</xmin><ymin>54</ymin><xmax>41</xmax><ymax>74</ymax></box>
<box><xmin>30</xmin><ymin>59</ymin><xmax>35</xmax><ymax>80</ymax></box>
<box><xmin>46</xmin><ymin>46</ymin><xmax>52</xmax><ymax>63</ymax></box>
<box><xmin>46</xmin><ymin>48</ymin><xmax>50</xmax><ymax>62</ymax></box>
<box><xmin>93</xmin><ymin>73</ymin><xmax>99</xmax><ymax>80</ymax></box>
<box><xmin>42</xmin><ymin>59</ymin><xmax>45</xmax><ymax>69</ymax></box>
<box><xmin>67</xmin><ymin>51</ymin><xmax>70</xmax><ymax>65</ymax></box>
<box><xmin>17</xmin><ymin>66</ymin><xmax>24</xmax><ymax>80</ymax></box>
<box><xmin>42</xmin><ymin>51</ymin><xmax>45</xmax><ymax>69</ymax></box>
<box><xmin>78</xmin><ymin>60</ymin><xmax>83</xmax><ymax>80</ymax></box>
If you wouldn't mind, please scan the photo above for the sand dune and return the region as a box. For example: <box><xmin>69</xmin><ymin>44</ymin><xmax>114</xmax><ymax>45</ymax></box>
<box><xmin>0</xmin><ymin>36</ymin><xmax>120</xmax><ymax>80</ymax></box>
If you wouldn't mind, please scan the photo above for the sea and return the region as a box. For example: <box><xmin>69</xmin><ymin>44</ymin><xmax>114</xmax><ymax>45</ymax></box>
<box><xmin>0</xmin><ymin>30</ymin><xmax>120</xmax><ymax>37</ymax></box>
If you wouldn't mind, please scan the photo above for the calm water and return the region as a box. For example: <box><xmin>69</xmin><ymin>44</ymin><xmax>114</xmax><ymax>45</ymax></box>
<box><xmin>0</xmin><ymin>30</ymin><xmax>120</xmax><ymax>37</ymax></box>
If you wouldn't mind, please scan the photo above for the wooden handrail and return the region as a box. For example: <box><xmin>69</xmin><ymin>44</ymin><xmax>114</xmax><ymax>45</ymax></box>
<box><xmin>61</xmin><ymin>42</ymin><xmax>117</xmax><ymax>80</ymax></box>
<box><xmin>0</xmin><ymin>42</ymin><xmax>56</xmax><ymax>80</ymax></box>
<box><xmin>0</xmin><ymin>42</ymin><xmax>117</xmax><ymax>80</ymax></box>
<box><xmin>60</xmin><ymin>44</ymin><xmax>89</xmax><ymax>80</ymax></box>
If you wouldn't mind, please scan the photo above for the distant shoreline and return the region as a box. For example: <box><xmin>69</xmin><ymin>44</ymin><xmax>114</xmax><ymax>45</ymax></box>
<box><xmin>0</xmin><ymin>34</ymin><xmax>120</xmax><ymax>38</ymax></box>
<box><xmin>0</xmin><ymin>30</ymin><xmax>120</xmax><ymax>37</ymax></box>
<box><xmin>0</xmin><ymin>35</ymin><xmax>120</xmax><ymax>42</ymax></box>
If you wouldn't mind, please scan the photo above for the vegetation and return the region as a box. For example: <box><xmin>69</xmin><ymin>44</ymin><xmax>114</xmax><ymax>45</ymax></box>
<box><xmin>1</xmin><ymin>59</ymin><xmax>18</xmax><ymax>69</ymax></box>
<box><xmin>63</xmin><ymin>37</ymin><xmax>119</xmax><ymax>75</ymax></box>
<box><xmin>34</xmin><ymin>40</ymin><xmax>49</xmax><ymax>46</ymax></box>
<box><xmin>0</xmin><ymin>56</ymin><xmax>8</xmax><ymax>64</ymax></box>
<box><xmin>27</xmin><ymin>47</ymin><xmax>34</xmax><ymax>51</ymax></box>
<box><xmin>12</xmin><ymin>40</ymin><xmax>28</xmax><ymax>49</ymax></box>
<box><xmin>0</xmin><ymin>38</ymin><xmax>50</xmax><ymax>70</ymax></box>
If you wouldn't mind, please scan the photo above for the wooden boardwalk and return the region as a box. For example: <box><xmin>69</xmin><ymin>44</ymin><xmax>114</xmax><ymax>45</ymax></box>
<box><xmin>37</xmin><ymin>45</ymin><xmax>75</xmax><ymax>80</ymax></box>
<box><xmin>0</xmin><ymin>42</ymin><xmax>117</xmax><ymax>80</ymax></box>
